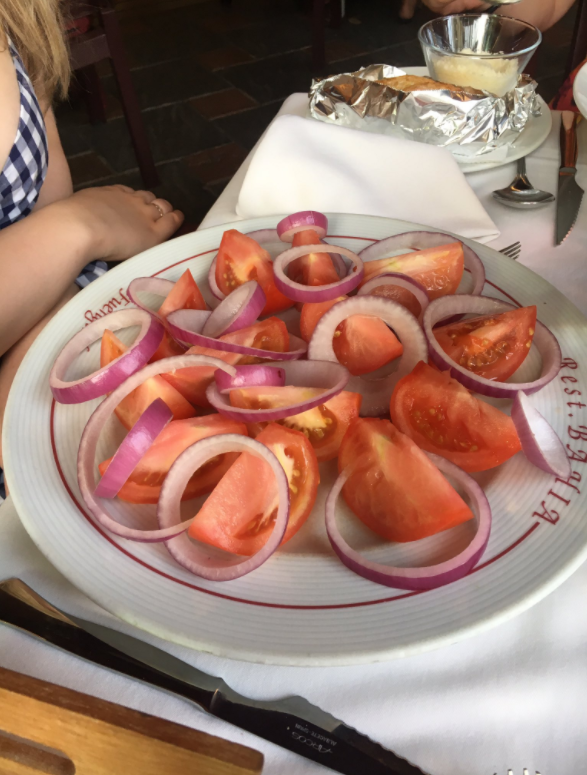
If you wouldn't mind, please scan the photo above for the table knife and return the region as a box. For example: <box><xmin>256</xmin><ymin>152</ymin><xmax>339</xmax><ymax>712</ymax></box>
<box><xmin>0</xmin><ymin>579</ymin><xmax>430</xmax><ymax>775</ymax></box>
<box><xmin>556</xmin><ymin>111</ymin><xmax>584</xmax><ymax>245</ymax></box>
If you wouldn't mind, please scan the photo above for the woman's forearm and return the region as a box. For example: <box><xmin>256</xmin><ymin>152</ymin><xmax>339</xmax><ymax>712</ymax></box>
<box><xmin>0</xmin><ymin>199</ymin><xmax>94</xmax><ymax>355</ymax></box>
<box><xmin>498</xmin><ymin>0</ymin><xmax>576</xmax><ymax>31</ymax></box>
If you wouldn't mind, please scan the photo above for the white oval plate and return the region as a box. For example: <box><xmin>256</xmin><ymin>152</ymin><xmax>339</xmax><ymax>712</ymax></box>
<box><xmin>4</xmin><ymin>214</ymin><xmax>587</xmax><ymax>666</ymax></box>
<box><xmin>573</xmin><ymin>61</ymin><xmax>587</xmax><ymax>118</ymax></box>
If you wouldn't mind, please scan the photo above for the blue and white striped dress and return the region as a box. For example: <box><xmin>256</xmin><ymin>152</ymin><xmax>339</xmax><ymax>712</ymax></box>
<box><xmin>0</xmin><ymin>40</ymin><xmax>108</xmax><ymax>501</ymax></box>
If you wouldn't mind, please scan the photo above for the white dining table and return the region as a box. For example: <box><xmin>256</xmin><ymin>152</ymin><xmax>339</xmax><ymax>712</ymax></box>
<box><xmin>1</xmin><ymin>97</ymin><xmax>586</xmax><ymax>775</ymax></box>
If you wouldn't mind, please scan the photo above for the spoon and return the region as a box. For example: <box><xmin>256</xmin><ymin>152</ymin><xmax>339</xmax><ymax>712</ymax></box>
<box><xmin>492</xmin><ymin>156</ymin><xmax>555</xmax><ymax>209</ymax></box>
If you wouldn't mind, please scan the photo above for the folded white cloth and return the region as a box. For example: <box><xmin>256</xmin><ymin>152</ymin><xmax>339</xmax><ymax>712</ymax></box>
<box><xmin>236</xmin><ymin>111</ymin><xmax>499</xmax><ymax>242</ymax></box>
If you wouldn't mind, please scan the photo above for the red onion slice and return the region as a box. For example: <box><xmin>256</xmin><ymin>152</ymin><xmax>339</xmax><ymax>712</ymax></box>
<box><xmin>308</xmin><ymin>296</ymin><xmax>428</xmax><ymax>417</ymax></box>
<box><xmin>78</xmin><ymin>354</ymin><xmax>236</xmax><ymax>542</ymax></box>
<box><xmin>215</xmin><ymin>364</ymin><xmax>286</xmax><ymax>394</ymax></box>
<box><xmin>359</xmin><ymin>231</ymin><xmax>486</xmax><ymax>297</ymax></box>
<box><xmin>158</xmin><ymin>434</ymin><xmax>290</xmax><ymax>581</ymax></box>
<box><xmin>511</xmin><ymin>391</ymin><xmax>571</xmax><ymax>478</ymax></box>
<box><xmin>273</xmin><ymin>244</ymin><xmax>364</xmax><ymax>303</ymax></box>
<box><xmin>202</xmin><ymin>281</ymin><xmax>266</xmax><ymax>338</ymax></box>
<box><xmin>206</xmin><ymin>360</ymin><xmax>349</xmax><ymax>422</ymax></box>
<box><xmin>245</xmin><ymin>228</ymin><xmax>280</xmax><ymax>243</ymax></box>
<box><xmin>94</xmin><ymin>398</ymin><xmax>173</xmax><ymax>499</ymax></box>
<box><xmin>326</xmin><ymin>454</ymin><xmax>491</xmax><ymax>590</ymax></box>
<box><xmin>50</xmin><ymin>309</ymin><xmax>164</xmax><ymax>404</ymax></box>
<box><xmin>277</xmin><ymin>211</ymin><xmax>328</xmax><ymax>242</ymax></box>
<box><xmin>167</xmin><ymin>309</ymin><xmax>307</xmax><ymax>361</ymax></box>
<box><xmin>357</xmin><ymin>272</ymin><xmax>430</xmax><ymax>322</ymax></box>
<box><xmin>424</xmin><ymin>295</ymin><xmax>562</xmax><ymax>399</ymax></box>
<box><xmin>127</xmin><ymin>277</ymin><xmax>177</xmax><ymax>319</ymax></box>
<box><xmin>208</xmin><ymin>256</ymin><xmax>225</xmax><ymax>302</ymax></box>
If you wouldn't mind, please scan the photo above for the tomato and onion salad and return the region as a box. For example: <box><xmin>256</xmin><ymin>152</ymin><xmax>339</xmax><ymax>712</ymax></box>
<box><xmin>48</xmin><ymin>212</ymin><xmax>564</xmax><ymax>591</ymax></box>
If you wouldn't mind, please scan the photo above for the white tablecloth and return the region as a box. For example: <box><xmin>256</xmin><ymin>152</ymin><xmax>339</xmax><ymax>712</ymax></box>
<box><xmin>2</xmin><ymin>97</ymin><xmax>587</xmax><ymax>775</ymax></box>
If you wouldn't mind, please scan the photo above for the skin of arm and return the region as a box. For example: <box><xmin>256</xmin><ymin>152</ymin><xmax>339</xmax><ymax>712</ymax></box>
<box><xmin>422</xmin><ymin>0</ymin><xmax>577</xmax><ymax>31</ymax></box>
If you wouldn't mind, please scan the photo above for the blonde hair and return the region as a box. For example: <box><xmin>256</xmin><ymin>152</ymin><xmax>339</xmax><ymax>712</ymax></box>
<box><xmin>0</xmin><ymin>0</ymin><xmax>70</xmax><ymax>101</ymax></box>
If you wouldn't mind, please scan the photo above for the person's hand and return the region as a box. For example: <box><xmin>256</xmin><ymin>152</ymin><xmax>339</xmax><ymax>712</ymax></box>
<box><xmin>422</xmin><ymin>0</ymin><xmax>490</xmax><ymax>13</ymax></box>
<box><xmin>65</xmin><ymin>184</ymin><xmax>184</xmax><ymax>262</ymax></box>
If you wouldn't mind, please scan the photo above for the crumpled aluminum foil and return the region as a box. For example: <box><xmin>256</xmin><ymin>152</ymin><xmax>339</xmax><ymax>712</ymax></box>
<box><xmin>308</xmin><ymin>64</ymin><xmax>538</xmax><ymax>159</ymax></box>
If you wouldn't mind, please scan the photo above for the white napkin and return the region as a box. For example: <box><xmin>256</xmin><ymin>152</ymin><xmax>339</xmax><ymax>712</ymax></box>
<box><xmin>236</xmin><ymin>112</ymin><xmax>499</xmax><ymax>242</ymax></box>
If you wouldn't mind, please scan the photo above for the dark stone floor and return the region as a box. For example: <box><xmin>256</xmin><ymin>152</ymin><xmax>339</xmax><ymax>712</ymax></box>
<box><xmin>56</xmin><ymin>0</ymin><xmax>577</xmax><ymax>226</ymax></box>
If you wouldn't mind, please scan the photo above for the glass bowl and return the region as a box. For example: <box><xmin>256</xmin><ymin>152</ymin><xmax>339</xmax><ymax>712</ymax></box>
<box><xmin>418</xmin><ymin>14</ymin><xmax>541</xmax><ymax>97</ymax></box>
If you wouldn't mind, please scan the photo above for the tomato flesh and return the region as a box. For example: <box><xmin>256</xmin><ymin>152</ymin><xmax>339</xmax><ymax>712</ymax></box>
<box><xmin>299</xmin><ymin>298</ymin><xmax>403</xmax><ymax>376</ymax></box>
<box><xmin>215</xmin><ymin>229</ymin><xmax>293</xmax><ymax>316</ymax></box>
<box><xmin>288</xmin><ymin>229</ymin><xmax>340</xmax><ymax>287</ymax></box>
<box><xmin>368</xmin><ymin>283</ymin><xmax>422</xmax><ymax>318</ymax></box>
<box><xmin>230</xmin><ymin>387</ymin><xmax>362</xmax><ymax>462</ymax></box>
<box><xmin>189</xmin><ymin>423</ymin><xmax>319</xmax><ymax>556</ymax></box>
<box><xmin>389</xmin><ymin>361</ymin><xmax>522</xmax><ymax>472</ymax></box>
<box><xmin>361</xmin><ymin>242</ymin><xmax>464</xmax><ymax>300</ymax></box>
<box><xmin>433</xmin><ymin>306</ymin><xmax>537</xmax><ymax>382</ymax></box>
<box><xmin>150</xmin><ymin>270</ymin><xmax>205</xmax><ymax>361</ymax></box>
<box><xmin>100</xmin><ymin>330</ymin><xmax>196</xmax><ymax>430</ymax></box>
<box><xmin>98</xmin><ymin>414</ymin><xmax>248</xmax><ymax>504</ymax></box>
<box><xmin>160</xmin><ymin>317</ymin><xmax>290</xmax><ymax>407</ymax></box>
<box><xmin>338</xmin><ymin>418</ymin><xmax>474</xmax><ymax>542</ymax></box>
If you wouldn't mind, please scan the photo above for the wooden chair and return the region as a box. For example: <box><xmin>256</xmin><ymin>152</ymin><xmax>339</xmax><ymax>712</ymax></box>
<box><xmin>312</xmin><ymin>0</ymin><xmax>344</xmax><ymax>73</ymax></box>
<box><xmin>67</xmin><ymin>1</ymin><xmax>159</xmax><ymax>188</ymax></box>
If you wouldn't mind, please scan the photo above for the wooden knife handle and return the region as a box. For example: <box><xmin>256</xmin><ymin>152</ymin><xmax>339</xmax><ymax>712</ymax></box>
<box><xmin>560</xmin><ymin>111</ymin><xmax>582</xmax><ymax>169</ymax></box>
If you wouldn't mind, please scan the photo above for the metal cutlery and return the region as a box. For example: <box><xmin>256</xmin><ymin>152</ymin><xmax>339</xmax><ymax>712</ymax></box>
<box><xmin>492</xmin><ymin>157</ymin><xmax>555</xmax><ymax>209</ymax></box>
<box><xmin>0</xmin><ymin>578</ymin><xmax>430</xmax><ymax>775</ymax></box>
<box><xmin>499</xmin><ymin>242</ymin><xmax>521</xmax><ymax>260</ymax></box>
<box><xmin>556</xmin><ymin>111</ymin><xmax>584</xmax><ymax>244</ymax></box>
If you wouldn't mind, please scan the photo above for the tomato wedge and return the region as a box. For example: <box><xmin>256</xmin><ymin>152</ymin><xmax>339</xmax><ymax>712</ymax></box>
<box><xmin>288</xmin><ymin>229</ymin><xmax>339</xmax><ymax>286</ymax></box>
<box><xmin>229</xmin><ymin>387</ymin><xmax>362</xmax><ymax>462</ymax></box>
<box><xmin>338</xmin><ymin>418</ymin><xmax>474</xmax><ymax>542</ymax></box>
<box><xmin>389</xmin><ymin>361</ymin><xmax>522</xmax><ymax>472</ymax></box>
<box><xmin>299</xmin><ymin>298</ymin><xmax>403</xmax><ymax>376</ymax></box>
<box><xmin>160</xmin><ymin>317</ymin><xmax>290</xmax><ymax>407</ymax></box>
<box><xmin>433</xmin><ymin>306</ymin><xmax>537</xmax><ymax>382</ymax></box>
<box><xmin>189</xmin><ymin>423</ymin><xmax>319</xmax><ymax>556</ymax></box>
<box><xmin>361</xmin><ymin>242</ymin><xmax>464</xmax><ymax>300</ymax></box>
<box><xmin>150</xmin><ymin>270</ymin><xmax>207</xmax><ymax>362</ymax></box>
<box><xmin>215</xmin><ymin>229</ymin><xmax>293</xmax><ymax>316</ymax></box>
<box><xmin>98</xmin><ymin>414</ymin><xmax>248</xmax><ymax>504</ymax></box>
<box><xmin>367</xmin><ymin>283</ymin><xmax>422</xmax><ymax>318</ymax></box>
<box><xmin>100</xmin><ymin>330</ymin><xmax>196</xmax><ymax>430</ymax></box>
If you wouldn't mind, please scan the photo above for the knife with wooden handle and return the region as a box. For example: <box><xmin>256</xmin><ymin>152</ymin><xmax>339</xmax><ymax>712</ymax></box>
<box><xmin>556</xmin><ymin>111</ymin><xmax>584</xmax><ymax>245</ymax></box>
<box><xmin>0</xmin><ymin>578</ymin><xmax>430</xmax><ymax>775</ymax></box>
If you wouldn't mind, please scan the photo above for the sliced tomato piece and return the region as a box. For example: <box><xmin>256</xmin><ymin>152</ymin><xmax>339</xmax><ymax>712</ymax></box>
<box><xmin>433</xmin><ymin>306</ymin><xmax>537</xmax><ymax>382</ymax></box>
<box><xmin>288</xmin><ymin>229</ymin><xmax>340</xmax><ymax>287</ymax></box>
<box><xmin>189</xmin><ymin>423</ymin><xmax>319</xmax><ymax>556</ymax></box>
<box><xmin>361</xmin><ymin>242</ymin><xmax>464</xmax><ymax>300</ymax></box>
<box><xmin>368</xmin><ymin>283</ymin><xmax>422</xmax><ymax>318</ymax></box>
<box><xmin>390</xmin><ymin>361</ymin><xmax>522</xmax><ymax>472</ymax></box>
<box><xmin>215</xmin><ymin>229</ymin><xmax>293</xmax><ymax>316</ymax></box>
<box><xmin>300</xmin><ymin>298</ymin><xmax>403</xmax><ymax>376</ymax></box>
<box><xmin>98</xmin><ymin>414</ymin><xmax>248</xmax><ymax>504</ymax></box>
<box><xmin>230</xmin><ymin>387</ymin><xmax>362</xmax><ymax>462</ymax></box>
<box><xmin>100</xmin><ymin>330</ymin><xmax>196</xmax><ymax>430</ymax></box>
<box><xmin>158</xmin><ymin>269</ymin><xmax>206</xmax><ymax>320</ymax></box>
<box><xmin>338</xmin><ymin>417</ymin><xmax>474</xmax><ymax>542</ymax></box>
<box><xmin>160</xmin><ymin>317</ymin><xmax>290</xmax><ymax>407</ymax></box>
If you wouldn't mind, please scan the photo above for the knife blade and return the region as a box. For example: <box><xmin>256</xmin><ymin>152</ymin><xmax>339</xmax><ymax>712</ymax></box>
<box><xmin>556</xmin><ymin>111</ymin><xmax>584</xmax><ymax>245</ymax></box>
<box><xmin>0</xmin><ymin>579</ymin><xmax>430</xmax><ymax>775</ymax></box>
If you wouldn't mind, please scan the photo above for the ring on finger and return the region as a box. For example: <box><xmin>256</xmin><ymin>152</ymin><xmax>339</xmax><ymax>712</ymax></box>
<box><xmin>151</xmin><ymin>201</ymin><xmax>165</xmax><ymax>219</ymax></box>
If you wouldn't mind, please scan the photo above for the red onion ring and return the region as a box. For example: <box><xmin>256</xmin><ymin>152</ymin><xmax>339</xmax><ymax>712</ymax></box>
<box><xmin>78</xmin><ymin>354</ymin><xmax>236</xmax><ymax>542</ymax></box>
<box><xmin>202</xmin><ymin>281</ymin><xmax>266</xmax><ymax>338</ymax></box>
<box><xmin>277</xmin><ymin>211</ymin><xmax>328</xmax><ymax>242</ymax></box>
<box><xmin>326</xmin><ymin>454</ymin><xmax>491</xmax><ymax>590</ymax></box>
<box><xmin>357</xmin><ymin>272</ymin><xmax>430</xmax><ymax>322</ymax></box>
<box><xmin>127</xmin><ymin>277</ymin><xmax>177</xmax><ymax>319</ymax></box>
<box><xmin>50</xmin><ymin>309</ymin><xmax>164</xmax><ymax>405</ymax></box>
<box><xmin>308</xmin><ymin>296</ymin><xmax>428</xmax><ymax>417</ymax></box>
<box><xmin>158</xmin><ymin>434</ymin><xmax>290</xmax><ymax>581</ymax></box>
<box><xmin>206</xmin><ymin>360</ymin><xmax>349</xmax><ymax>422</ymax></box>
<box><xmin>511</xmin><ymin>391</ymin><xmax>571</xmax><ymax>479</ymax></box>
<box><xmin>94</xmin><ymin>398</ymin><xmax>173</xmax><ymax>499</ymax></box>
<box><xmin>273</xmin><ymin>244</ymin><xmax>364</xmax><ymax>303</ymax></box>
<box><xmin>215</xmin><ymin>364</ymin><xmax>286</xmax><ymax>394</ymax></box>
<box><xmin>424</xmin><ymin>295</ymin><xmax>562</xmax><ymax>399</ymax></box>
<box><xmin>359</xmin><ymin>231</ymin><xmax>486</xmax><ymax>297</ymax></box>
<box><xmin>245</xmin><ymin>228</ymin><xmax>280</xmax><ymax>243</ymax></box>
<box><xmin>167</xmin><ymin>309</ymin><xmax>307</xmax><ymax>361</ymax></box>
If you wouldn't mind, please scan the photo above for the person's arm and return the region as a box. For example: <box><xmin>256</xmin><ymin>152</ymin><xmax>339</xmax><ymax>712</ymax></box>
<box><xmin>422</xmin><ymin>0</ymin><xmax>576</xmax><ymax>31</ymax></box>
<box><xmin>34</xmin><ymin>106</ymin><xmax>74</xmax><ymax>208</ymax></box>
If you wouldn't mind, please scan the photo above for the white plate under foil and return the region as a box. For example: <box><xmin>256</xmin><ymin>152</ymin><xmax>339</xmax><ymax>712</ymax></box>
<box><xmin>4</xmin><ymin>214</ymin><xmax>587</xmax><ymax>665</ymax></box>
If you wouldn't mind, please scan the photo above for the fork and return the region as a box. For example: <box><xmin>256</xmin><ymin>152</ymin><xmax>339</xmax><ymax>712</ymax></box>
<box><xmin>499</xmin><ymin>241</ymin><xmax>522</xmax><ymax>260</ymax></box>
<box><xmin>494</xmin><ymin>770</ymin><xmax>542</xmax><ymax>774</ymax></box>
